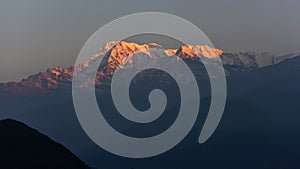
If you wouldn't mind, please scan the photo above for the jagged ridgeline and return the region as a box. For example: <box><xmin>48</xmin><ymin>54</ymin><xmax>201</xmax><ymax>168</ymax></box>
<box><xmin>0</xmin><ymin>41</ymin><xmax>297</xmax><ymax>97</ymax></box>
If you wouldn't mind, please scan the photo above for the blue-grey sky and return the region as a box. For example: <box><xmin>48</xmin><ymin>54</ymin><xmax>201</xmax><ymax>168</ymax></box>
<box><xmin>0</xmin><ymin>0</ymin><xmax>299</xmax><ymax>82</ymax></box>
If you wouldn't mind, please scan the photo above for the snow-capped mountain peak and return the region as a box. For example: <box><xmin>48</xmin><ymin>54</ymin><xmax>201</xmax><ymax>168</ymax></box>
<box><xmin>0</xmin><ymin>41</ymin><xmax>299</xmax><ymax>96</ymax></box>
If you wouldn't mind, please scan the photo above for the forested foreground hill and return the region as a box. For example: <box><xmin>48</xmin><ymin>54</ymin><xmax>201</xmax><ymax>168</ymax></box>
<box><xmin>0</xmin><ymin>118</ymin><xmax>91</xmax><ymax>169</ymax></box>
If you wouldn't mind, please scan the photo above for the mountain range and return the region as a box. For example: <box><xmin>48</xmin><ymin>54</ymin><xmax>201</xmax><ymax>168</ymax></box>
<box><xmin>0</xmin><ymin>41</ymin><xmax>300</xmax><ymax>169</ymax></box>
<box><xmin>0</xmin><ymin>41</ymin><xmax>298</xmax><ymax>97</ymax></box>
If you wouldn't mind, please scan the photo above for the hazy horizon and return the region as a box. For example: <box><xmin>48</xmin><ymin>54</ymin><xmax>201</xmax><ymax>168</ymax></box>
<box><xmin>1</xmin><ymin>0</ymin><xmax>300</xmax><ymax>82</ymax></box>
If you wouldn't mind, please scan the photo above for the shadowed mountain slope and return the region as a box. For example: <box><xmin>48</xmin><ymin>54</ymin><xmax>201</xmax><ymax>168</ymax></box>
<box><xmin>0</xmin><ymin>118</ymin><xmax>90</xmax><ymax>169</ymax></box>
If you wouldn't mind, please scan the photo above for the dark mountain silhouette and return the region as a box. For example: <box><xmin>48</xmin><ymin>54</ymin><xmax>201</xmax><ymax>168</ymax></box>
<box><xmin>0</xmin><ymin>118</ymin><xmax>90</xmax><ymax>169</ymax></box>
